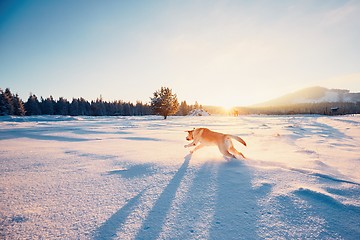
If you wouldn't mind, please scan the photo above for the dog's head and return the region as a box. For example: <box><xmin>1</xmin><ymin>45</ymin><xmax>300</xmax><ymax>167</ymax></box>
<box><xmin>185</xmin><ymin>129</ymin><xmax>195</xmax><ymax>141</ymax></box>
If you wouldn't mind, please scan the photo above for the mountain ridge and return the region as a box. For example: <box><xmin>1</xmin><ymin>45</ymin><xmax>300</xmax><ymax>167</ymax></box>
<box><xmin>252</xmin><ymin>86</ymin><xmax>360</xmax><ymax>107</ymax></box>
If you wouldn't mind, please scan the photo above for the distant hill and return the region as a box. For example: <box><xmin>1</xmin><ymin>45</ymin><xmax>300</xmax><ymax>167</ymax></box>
<box><xmin>253</xmin><ymin>86</ymin><xmax>360</xmax><ymax>107</ymax></box>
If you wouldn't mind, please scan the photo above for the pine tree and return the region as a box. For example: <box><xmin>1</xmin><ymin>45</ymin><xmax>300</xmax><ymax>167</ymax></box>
<box><xmin>122</xmin><ymin>102</ymin><xmax>131</xmax><ymax>116</ymax></box>
<box><xmin>2</xmin><ymin>88</ymin><xmax>14</xmax><ymax>115</ymax></box>
<box><xmin>91</xmin><ymin>98</ymin><xmax>106</xmax><ymax>116</ymax></box>
<box><xmin>78</xmin><ymin>98</ymin><xmax>91</xmax><ymax>115</ymax></box>
<box><xmin>12</xmin><ymin>94</ymin><xmax>26</xmax><ymax>116</ymax></box>
<box><xmin>41</xmin><ymin>96</ymin><xmax>55</xmax><ymax>115</ymax></box>
<box><xmin>24</xmin><ymin>94</ymin><xmax>41</xmax><ymax>115</ymax></box>
<box><xmin>55</xmin><ymin>97</ymin><xmax>69</xmax><ymax>115</ymax></box>
<box><xmin>69</xmin><ymin>98</ymin><xmax>79</xmax><ymax>116</ymax></box>
<box><xmin>150</xmin><ymin>87</ymin><xmax>179</xmax><ymax>119</ymax></box>
<box><xmin>0</xmin><ymin>89</ymin><xmax>6</xmax><ymax>115</ymax></box>
<box><xmin>178</xmin><ymin>100</ymin><xmax>190</xmax><ymax>116</ymax></box>
<box><xmin>194</xmin><ymin>101</ymin><xmax>199</xmax><ymax>110</ymax></box>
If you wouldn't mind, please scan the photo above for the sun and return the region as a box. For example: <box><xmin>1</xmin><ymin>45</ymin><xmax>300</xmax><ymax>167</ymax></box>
<box><xmin>222</xmin><ymin>105</ymin><xmax>233</xmax><ymax>112</ymax></box>
<box><xmin>221</xmin><ymin>103</ymin><xmax>236</xmax><ymax>114</ymax></box>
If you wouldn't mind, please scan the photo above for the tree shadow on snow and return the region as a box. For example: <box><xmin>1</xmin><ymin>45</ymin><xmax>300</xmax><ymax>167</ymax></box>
<box><xmin>209</xmin><ymin>158</ymin><xmax>262</xmax><ymax>240</ymax></box>
<box><xmin>167</xmin><ymin>161</ymin><xmax>218</xmax><ymax>239</ymax></box>
<box><xmin>107</xmin><ymin>163</ymin><xmax>156</xmax><ymax>179</ymax></box>
<box><xmin>0</xmin><ymin>127</ymin><xmax>93</xmax><ymax>142</ymax></box>
<box><xmin>94</xmin><ymin>155</ymin><xmax>191</xmax><ymax>240</ymax></box>
<box><xmin>294</xmin><ymin>188</ymin><xmax>360</xmax><ymax>238</ymax></box>
<box><xmin>94</xmin><ymin>189</ymin><xmax>145</xmax><ymax>239</ymax></box>
<box><xmin>94</xmin><ymin>155</ymin><xmax>268</xmax><ymax>239</ymax></box>
<box><xmin>134</xmin><ymin>154</ymin><xmax>191</xmax><ymax>239</ymax></box>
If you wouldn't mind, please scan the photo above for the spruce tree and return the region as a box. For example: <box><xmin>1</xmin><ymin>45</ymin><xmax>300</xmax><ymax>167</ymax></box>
<box><xmin>3</xmin><ymin>88</ymin><xmax>14</xmax><ymax>115</ymax></box>
<box><xmin>178</xmin><ymin>101</ymin><xmax>190</xmax><ymax>116</ymax></box>
<box><xmin>150</xmin><ymin>87</ymin><xmax>179</xmax><ymax>119</ymax></box>
<box><xmin>12</xmin><ymin>94</ymin><xmax>26</xmax><ymax>116</ymax></box>
<box><xmin>69</xmin><ymin>98</ymin><xmax>79</xmax><ymax>116</ymax></box>
<box><xmin>55</xmin><ymin>97</ymin><xmax>69</xmax><ymax>115</ymax></box>
<box><xmin>0</xmin><ymin>89</ymin><xmax>6</xmax><ymax>115</ymax></box>
<box><xmin>24</xmin><ymin>94</ymin><xmax>41</xmax><ymax>115</ymax></box>
<box><xmin>41</xmin><ymin>96</ymin><xmax>55</xmax><ymax>115</ymax></box>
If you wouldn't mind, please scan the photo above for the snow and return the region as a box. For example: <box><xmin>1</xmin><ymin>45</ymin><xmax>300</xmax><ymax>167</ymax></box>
<box><xmin>294</xmin><ymin>91</ymin><xmax>340</xmax><ymax>103</ymax></box>
<box><xmin>0</xmin><ymin>115</ymin><xmax>359</xmax><ymax>239</ymax></box>
<box><xmin>187</xmin><ymin>109</ymin><xmax>210</xmax><ymax>116</ymax></box>
<box><xmin>292</xmin><ymin>89</ymin><xmax>359</xmax><ymax>104</ymax></box>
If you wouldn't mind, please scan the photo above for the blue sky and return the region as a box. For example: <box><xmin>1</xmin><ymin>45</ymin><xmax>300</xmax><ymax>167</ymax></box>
<box><xmin>1</xmin><ymin>0</ymin><xmax>359</xmax><ymax>107</ymax></box>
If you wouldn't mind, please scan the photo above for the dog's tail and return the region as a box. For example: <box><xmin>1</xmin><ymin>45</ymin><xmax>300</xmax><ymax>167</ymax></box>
<box><xmin>228</xmin><ymin>135</ymin><xmax>247</xmax><ymax>146</ymax></box>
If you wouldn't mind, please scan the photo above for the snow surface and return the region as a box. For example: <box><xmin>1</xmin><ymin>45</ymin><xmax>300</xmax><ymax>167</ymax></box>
<box><xmin>0</xmin><ymin>115</ymin><xmax>359</xmax><ymax>239</ymax></box>
<box><xmin>294</xmin><ymin>91</ymin><xmax>340</xmax><ymax>104</ymax></box>
<box><xmin>187</xmin><ymin>109</ymin><xmax>210</xmax><ymax>116</ymax></box>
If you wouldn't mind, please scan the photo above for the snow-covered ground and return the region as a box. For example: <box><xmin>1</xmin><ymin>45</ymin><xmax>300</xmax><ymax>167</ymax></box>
<box><xmin>1</xmin><ymin>115</ymin><xmax>359</xmax><ymax>239</ymax></box>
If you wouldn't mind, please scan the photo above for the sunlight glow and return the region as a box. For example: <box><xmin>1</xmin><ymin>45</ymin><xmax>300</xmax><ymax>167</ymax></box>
<box><xmin>222</xmin><ymin>105</ymin><xmax>235</xmax><ymax>113</ymax></box>
<box><xmin>219</xmin><ymin>105</ymin><xmax>238</xmax><ymax>116</ymax></box>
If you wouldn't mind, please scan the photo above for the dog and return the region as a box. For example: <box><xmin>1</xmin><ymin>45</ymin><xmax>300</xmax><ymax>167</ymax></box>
<box><xmin>184</xmin><ymin>128</ymin><xmax>247</xmax><ymax>159</ymax></box>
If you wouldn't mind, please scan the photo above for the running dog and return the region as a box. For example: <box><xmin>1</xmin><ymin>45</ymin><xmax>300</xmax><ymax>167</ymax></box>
<box><xmin>184</xmin><ymin>128</ymin><xmax>247</xmax><ymax>159</ymax></box>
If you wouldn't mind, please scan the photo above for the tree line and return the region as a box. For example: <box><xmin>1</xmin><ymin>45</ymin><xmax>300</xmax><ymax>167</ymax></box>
<box><xmin>232</xmin><ymin>102</ymin><xmax>360</xmax><ymax>116</ymax></box>
<box><xmin>0</xmin><ymin>87</ymin><xmax>200</xmax><ymax>117</ymax></box>
<box><xmin>5</xmin><ymin>86</ymin><xmax>356</xmax><ymax>117</ymax></box>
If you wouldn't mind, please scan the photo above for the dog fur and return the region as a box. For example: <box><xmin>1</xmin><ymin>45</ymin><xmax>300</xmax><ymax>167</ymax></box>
<box><xmin>184</xmin><ymin>128</ymin><xmax>246</xmax><ymax>159</ymax></box>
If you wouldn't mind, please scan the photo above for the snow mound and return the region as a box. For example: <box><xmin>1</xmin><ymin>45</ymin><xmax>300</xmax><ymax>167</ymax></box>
<box><xmin>187</xmin><ymin>109</ymin><xmax>210</xmax><ymax>116</ymax></box>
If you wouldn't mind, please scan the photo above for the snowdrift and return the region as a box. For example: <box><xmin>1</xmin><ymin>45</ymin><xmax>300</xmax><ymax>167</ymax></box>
<box><xmin>187</xmin><ymin>109</ymin><xmax>210</xmax><ymax>116</ymax></box>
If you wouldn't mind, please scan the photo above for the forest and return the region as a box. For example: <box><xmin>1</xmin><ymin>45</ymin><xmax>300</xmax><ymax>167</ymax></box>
<box><xmin>231</xmin><ymin>102</ymin><xmax>360</xmax><ymax>116</ymax></box>
<box><xmin>0</xmin><ymin>88</ymin><xmax>198</xmax><ymax>117</ymax></box>
<box><xmin>1</xmin><ymin>87</ymin><xmax>359</xmax><ymax>117</ymax></box>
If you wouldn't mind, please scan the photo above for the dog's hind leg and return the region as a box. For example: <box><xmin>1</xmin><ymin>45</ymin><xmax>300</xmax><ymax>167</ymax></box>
<box><xmin>224</xmin><ymin>137</ymin><xmax>245</xmax><ymax>159</ymax></box>
<box><xmin>218</xmin><ymin>144</ymin><xmax>235</xmax><ymax>158</ymax></box>
<box><xmin>229</xmin><ymin>146</ymin><xmax>246</xmax><ymax>159</ymax></box>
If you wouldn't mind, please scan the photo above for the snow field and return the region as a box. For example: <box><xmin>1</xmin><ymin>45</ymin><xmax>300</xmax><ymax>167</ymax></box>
<box><xmin>0</xmin><ymin>115</ymin><xmax>359</xmax><ymax>239</ymax></box>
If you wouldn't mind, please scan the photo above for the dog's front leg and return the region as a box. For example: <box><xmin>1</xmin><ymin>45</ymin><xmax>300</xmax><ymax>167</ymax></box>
<box><xmin>184</xmin><ymin>141</ymin><xmax>197</xmax><ymax>148</ymax></box>
<box><xmin>190</xmin><ymin>143</ymin><xmax>204</xmax><ymax>154</ymax></box>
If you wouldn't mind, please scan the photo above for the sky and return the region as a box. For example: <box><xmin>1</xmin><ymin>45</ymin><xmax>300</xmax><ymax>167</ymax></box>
<box><xmin>1</xmin><ymin>0</ymin><xmax>359</xmax><ymax>107</ymax></box>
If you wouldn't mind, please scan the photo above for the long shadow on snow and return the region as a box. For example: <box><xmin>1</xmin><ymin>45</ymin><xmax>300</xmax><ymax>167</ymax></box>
<box><xmin>94</xmin><ymin>190</ymin><xmax>145</xmax><ymax>239</ymax></box>
<box><xmin>0</xmin><ymin>124</ymin><xmax>133</xmax><ymax>142</ymax></box>
<box><xmin>107</xmin><ymin>164</ymin><xmax>156</xmax><ymax>179</ymax></box>
<box><xmin>121</xmin><ymin>136</ymin><xmax>161</xmax><ymax>142</ymax></box>
<box><xmin>294</xmin><ymin>188</ymin><xmax>360</xmax><ymax>239</ymax></box>
<box><xmin>0</xmin><ymin>127</ymin><xmax>93</xmax><ymax>142</ymax></box>
<box><xmin>209</xmin><ymin>159</ymin><xmax>262</xmax><ymax>240</ymax></box>
<box><xmin>168</xmin><ymin>161</ymin><xmax>218</xmax><ymax>239</ymax></box>
<box><xmin>287</xmin><ymin>119</ymin><xmax>351</xmax><ymax>141</ymax></box>
<box><xmin>135</xmin><ymin>154</ymin><xmax>191</xmax><ymax>239</ymax></box>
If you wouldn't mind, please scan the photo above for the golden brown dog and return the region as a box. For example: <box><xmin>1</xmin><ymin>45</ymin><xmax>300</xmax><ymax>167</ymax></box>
<box><xmin>184</xmin><ymin>128</ymin><xmax>247</xmax><ymax>159</ymax></box>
